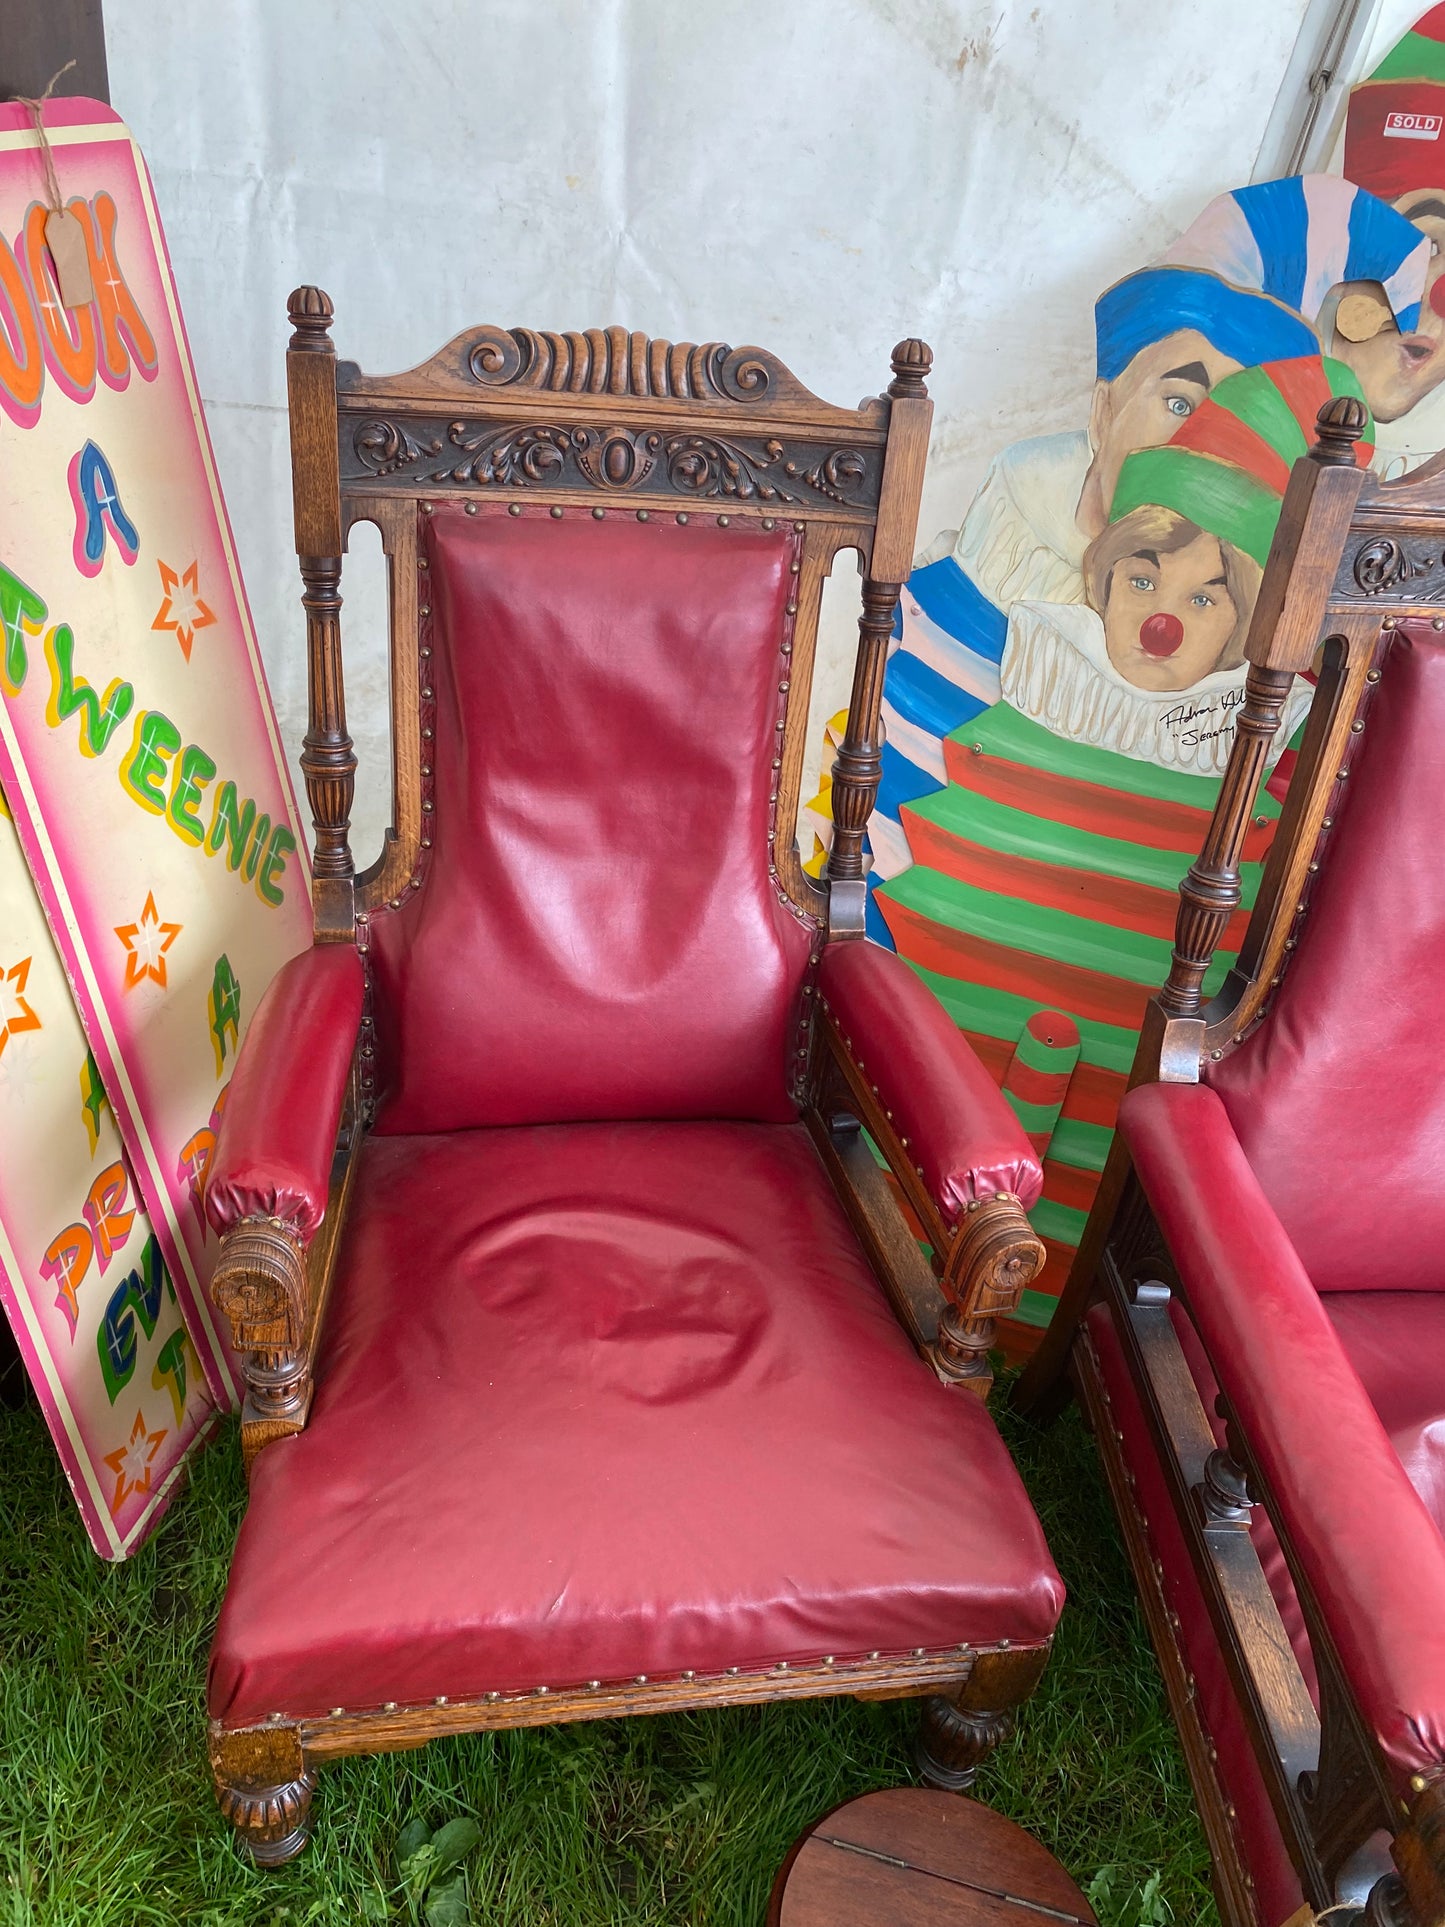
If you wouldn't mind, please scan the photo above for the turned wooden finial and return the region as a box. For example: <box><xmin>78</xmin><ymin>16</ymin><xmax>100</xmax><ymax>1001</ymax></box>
<box><xmin>889</xmin><ymin>338</ymin><xmax>933</xmax><ymax>399</ymax></box>
<box><xmin>1311</xmin><ymin>394</ymin><xmax>1368</xmax><ymax>465</ymax></box>
<box><xmin>287</xmin><ymin>286</ymin><xmax>335</xmax><ymax>354</ymax></box>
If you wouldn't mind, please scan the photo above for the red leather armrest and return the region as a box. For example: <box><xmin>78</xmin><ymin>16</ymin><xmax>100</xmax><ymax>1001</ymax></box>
<box><xmin>205</xmin><ymin>944</ymin><xmax>365</xmax><ymax>1244</ymax></box>
<box><xmin>817</xmin><ymin>940</ymin><xmax>1042</xmax><ymax>1223</ymax></box>
<box><xmin>1121</xmin><ymin>1080</ymin><xmax>1445</xmax><ymax>1791</ymax></box>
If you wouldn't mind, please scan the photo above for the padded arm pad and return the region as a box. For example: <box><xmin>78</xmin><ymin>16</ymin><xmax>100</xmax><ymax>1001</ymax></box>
<box><xmin>817</xmin><ymin>941</ymin><xmax>1043</xmax><ymax>1223</ymax></box>
<box><xmin>1121</xmin><ymin>1080</ymin><xmax>1445</xmax><ymax>1791</ymax></box>
<box><xmin>205</xmin><ymin>944</ymin><xmax>365</xmax><ymax>1243</ymax></box>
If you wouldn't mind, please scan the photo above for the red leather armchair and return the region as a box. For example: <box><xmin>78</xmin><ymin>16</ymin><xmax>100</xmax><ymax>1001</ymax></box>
<box><xmin>201</xmin><ymin>296</ymin><xmax>1064</xmax><ymax>1864</ymax></box>
<box><xmin>1019</xmin><ymin>401</ymin><xmax>1445</xmax><ymax>1927</ymax></box>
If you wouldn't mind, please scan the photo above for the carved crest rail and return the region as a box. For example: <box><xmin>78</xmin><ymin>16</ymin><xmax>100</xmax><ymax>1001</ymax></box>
<box><xmin>344</xmin><ymin>414</ymin><xmax>884</xmax><ymax>508</ymax></box>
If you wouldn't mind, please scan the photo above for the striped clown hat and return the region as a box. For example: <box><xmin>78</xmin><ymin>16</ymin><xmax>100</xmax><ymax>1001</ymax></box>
<box><xmin>1107</xmin><ymin>356</ymin><xmax>1374</xmax><ymax>569</ymax></box>
<box><xmin>1347</xmin><ymin>6</ymin><xmax>1445</xmax><ymax>203</ymax></box>
<box><xmin>1094</xmin><ymin>266</ymin><xmax>1319</xmax><ymax>383</ymax></box>
<box><xmin>1157</xmin><ymin>176</ymin><xmax>1430</xmax><ymax>337</ymax></box>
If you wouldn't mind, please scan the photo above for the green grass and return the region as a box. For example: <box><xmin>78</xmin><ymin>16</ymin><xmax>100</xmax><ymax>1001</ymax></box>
<box><xmin>0</xmin><ymin>1381</ymin><xmax>1217</xmax><ymax>1927</ymax></box>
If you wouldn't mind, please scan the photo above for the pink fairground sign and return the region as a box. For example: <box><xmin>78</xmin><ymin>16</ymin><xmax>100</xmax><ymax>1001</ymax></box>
<box><xmin>0</xmin><ymin>792</ymin><xmax>216</xmax><ymax>1555</ymax></box>
<box><xmin>0</xmin><ymin>98</ymin><xmax>312</xmax><ymax>1481</ymax></box>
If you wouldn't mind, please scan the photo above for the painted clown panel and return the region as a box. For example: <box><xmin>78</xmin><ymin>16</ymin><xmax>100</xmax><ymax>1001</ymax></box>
<box><xmin>819</xmin><ymin>174</ymin><xmax>1429</xmax><ymax>1348</ymax></box>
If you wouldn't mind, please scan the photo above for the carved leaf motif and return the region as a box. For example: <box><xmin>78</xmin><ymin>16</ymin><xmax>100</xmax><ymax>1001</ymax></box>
<box><xmin>425</xmin><ymin>421</ymin><xmax>572</xmax><ymax>487</ymax></box>
<box><xmin>1351</xmin><ymin>534</ymin><xmax>1441</xmax><ymax>595</ymax></box>
<box><xmin>354</xmin><ymin>419</ymin><xmax>443</xmax><ymax>476</ymax></box>
<box><xmin>663</xmin><ymin>433</ymin><xmax>797</xmax><ymax>501</ymax></box>
<box><xmin>782</xmin><ymin>446</ymin><xmax>869</xmax><ymax>505</ymax></box>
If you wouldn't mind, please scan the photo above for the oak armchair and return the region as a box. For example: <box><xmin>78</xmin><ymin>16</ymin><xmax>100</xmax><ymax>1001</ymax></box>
<box><xmin>201</xmin><ymin>294</ymin><xmax>1065</xmax><ymax>1862</ymax></box>
<box><xmin>1018</xmin><ymin>398</ymin><xmax>1445</xmax><ymax>1927</ymax></box>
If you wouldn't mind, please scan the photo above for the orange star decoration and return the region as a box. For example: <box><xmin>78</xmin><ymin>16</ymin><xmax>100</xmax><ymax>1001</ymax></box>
<box><xmin>103</xmin><ymin>1408</ymin><xmax>168</xmax><ymax>1511</ymax></box>
<box><xmin>114</xmin><ymin>893</ymin><xmax>182</xmax><ymax>991</ymax></box>
<box><xmin>151</xmin><ymin>558</ymin><xmax>216</xmax><ymax>662</ymax></box>
<box><xmin>0</xmin><ymin>955</ymin><xmax>41</xmax><ymax>1060</ymax></box>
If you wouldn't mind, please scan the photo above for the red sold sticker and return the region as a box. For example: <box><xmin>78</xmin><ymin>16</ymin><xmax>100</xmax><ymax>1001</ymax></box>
<box><xmin>1384</xmin><ymin>111</ymin><xmax>1443</xmax><ymax>140</ymax></box>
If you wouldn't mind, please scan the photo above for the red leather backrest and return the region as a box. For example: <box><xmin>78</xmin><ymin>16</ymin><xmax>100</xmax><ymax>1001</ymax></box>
<box><xmin>368</xmin><ymin>505</ymin><xmax>816</xmax><ymax>1133</ymax></box>
<box><xmin>1209</xmin><ymin>626</ymin><xmax>1445</xmax><ymax>1290</ymax></box>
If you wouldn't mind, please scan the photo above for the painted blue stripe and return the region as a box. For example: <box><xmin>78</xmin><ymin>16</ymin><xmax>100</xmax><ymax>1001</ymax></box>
<box><xmin>885</xmin><ymin>649</ymin><xmax>988</xmax><ymax>738</ymax></box>
<box><xmin>1233</xmin><ymin>176</ymin><xmax>1308</xmax><ymax>312</ymax></box>
<box><xmin>1346</xmin><ymin>187</ymin><xmax>1422</xmax><ymax>330</ymax></box>
<box><xmin>877</xmin><ymin>741</ymin><xmax>940</xmax><ymax>821</ymax></box>
<box><xmin>1095</xmin><ymin>267</ymin><xmax>1317</xmax><ymax>381</ymax></box>
<box><xmin>908</xmin><ymin>557</ymin><xmax>1008</xmax><ymax>663</ymax></box>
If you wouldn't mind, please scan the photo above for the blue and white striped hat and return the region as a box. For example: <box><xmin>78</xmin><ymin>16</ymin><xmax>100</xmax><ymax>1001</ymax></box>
<box><xmin>1158</xmin><ymin>174</ymin><xmax>1430</xmax><ymax>337</ymax></box>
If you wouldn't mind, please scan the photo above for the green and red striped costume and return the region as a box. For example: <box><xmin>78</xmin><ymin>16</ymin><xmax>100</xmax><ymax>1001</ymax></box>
<box><xmin>876</xmin><ymin>703</ymin><xmax>1280</xmax><ymax>1330</ymax></box>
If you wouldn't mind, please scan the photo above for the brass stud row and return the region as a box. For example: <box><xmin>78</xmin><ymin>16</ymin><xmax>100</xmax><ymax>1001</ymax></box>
<box><xmin>296</xmin><ymin>1643</ymin><xmax>976</xmax><ymax>1724</ymax></box>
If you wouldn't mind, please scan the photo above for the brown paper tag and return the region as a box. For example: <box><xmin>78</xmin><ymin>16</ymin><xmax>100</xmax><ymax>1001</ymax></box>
<box><xmin>44</xmin><ymin>207</ymin><xmax>93</xmax><ymax>309</ymax></box>
<box><xmin>1275</xmin><ymin>1907</ymin><xmax>1319</xmax><ymax>1927</ymax></box>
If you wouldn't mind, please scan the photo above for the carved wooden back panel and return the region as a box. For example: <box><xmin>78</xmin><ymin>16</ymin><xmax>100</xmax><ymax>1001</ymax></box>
<box><xmin>1138</xmin><ymin>399</ymin><xmax>1445</xmax><ymax>1077</ymax></box>
<box><xmin>284</xmin><ymin>290</ymin><xmax>932</xmax><ymax>943</ymax></box>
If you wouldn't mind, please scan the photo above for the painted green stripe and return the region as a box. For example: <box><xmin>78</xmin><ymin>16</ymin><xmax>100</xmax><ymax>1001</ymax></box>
<box><xmin>888</xmin><ymin>866</ymin><xmax>1181</xmax><ymax>986</ymax></box>
<box><xmin>1011</xmin><ymin>1023</ymin><xmax>1081</xmax><ymax>1077</ymax></box>
<box><xmin>1030</xmin><ymin>1196</ymin><xmax>1088</xmax><ymax>1245</ymax></box>
<box><xmin>1047</xmin><ymin>1116</ymin><xmax>1113</xmax><ymax>1173</ymax></box>
<box><xmin>907</xmin><ymin>961</ymin><xmax>1140</xmax><ymax>1075</ymax></box>
<box><xmin>959</xmin><ymin>703</ymin><xmax>1281</xmax><ymax>814</ymax></box>
<box><xmin>1110</xmin><ymin>446</ymin><xmax>1281</xmax><ymax>569</ymax></box>
<box><xmin>1013</xmin><ymin>1288</ymin><xmax>1057</xmax><ymax>1330</ymax></box>
<box><xmin>1325</xmin><ymin>356</ymin><xmax>1371</xmax><ymax>409</ymax></box>
<box><xmin>1213</xmin><ymin>362</ymin><xmax>1310</xmax><ymax>471</ymax></box>
<box><xmin>1372</xmin><ymin>31</ymin><xmax>1445</xmax><ymax>84</ymax></box>
<box><xmin>912</xmin><ymin>785</ymin><xmax>1266</xmax><ymax>903</ymax></box>
<box><xmin>1004</xmin><ymin>1092</ymin><xmax>1058</xmax><ymax>1135</ymax></box>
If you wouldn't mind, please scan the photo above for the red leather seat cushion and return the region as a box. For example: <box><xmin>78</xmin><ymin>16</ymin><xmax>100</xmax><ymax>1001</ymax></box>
<box><xmin>210</xmin><ymin>1121</ymin><xmax>1063</xmax><ymax>1727</ymax></box>
<box><xmin>367</xmin><ymin>507</ymin><xmax>815</xmax><ymax>1134</ymax></box>
<box><xmin>1210</xmin><ymin>628</ymin><xmax>1445</xmax><ymax>1291</ymax></box>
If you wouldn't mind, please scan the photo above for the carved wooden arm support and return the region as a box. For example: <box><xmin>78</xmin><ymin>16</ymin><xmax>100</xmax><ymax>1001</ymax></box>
<box><xmin>813</xmin><ymin>942</ymin><xmax>1045</xmax><ymax>1396</ymax></box>
<box><xmin>211</xmin><ymin>1215</ymin><xmax>314</xmax><ymax>1431</ymax></box>
<box><xmin>933</xmin><ymin>1191</ymin><xmax>1048</xmax><ymax>1392</ymax></box>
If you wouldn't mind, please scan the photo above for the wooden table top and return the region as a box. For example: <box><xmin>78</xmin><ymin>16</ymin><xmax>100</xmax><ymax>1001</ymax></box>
<box><xmin>768</xmin><ymin>1789</ymin><xmax>1097</xmax><ymax>1927</ymax></box>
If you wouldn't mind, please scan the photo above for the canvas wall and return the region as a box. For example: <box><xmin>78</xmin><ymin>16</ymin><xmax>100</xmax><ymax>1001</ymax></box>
<box><xmin>106</xmin><ymin>0</ymin><xmax>1335</xmax><ymax>862</ymax></box>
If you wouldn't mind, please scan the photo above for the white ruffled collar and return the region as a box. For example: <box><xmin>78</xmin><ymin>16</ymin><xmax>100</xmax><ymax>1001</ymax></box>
<box><xmin>1001</xmin><ymin>601</ymin><xmax>1312</xmax><ymax>776</ymax></box>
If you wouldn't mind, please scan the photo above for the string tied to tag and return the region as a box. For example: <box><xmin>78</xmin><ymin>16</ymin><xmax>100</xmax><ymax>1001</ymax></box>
<box><xmin>11</xmin><ymin>61</ymin><xmax>94</xmax><ymax>309</ymax></box>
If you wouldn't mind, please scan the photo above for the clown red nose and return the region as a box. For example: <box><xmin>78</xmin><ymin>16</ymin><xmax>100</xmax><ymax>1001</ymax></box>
<box><xmin>1139</xmin><ymin>612</ymin><xmax>1185</xmax><ymax>657</ymax></box>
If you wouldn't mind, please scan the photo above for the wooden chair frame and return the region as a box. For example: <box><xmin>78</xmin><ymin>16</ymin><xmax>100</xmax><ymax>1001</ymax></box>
<box><xmin>1016</xmin><ymin>398</ymin><xmax>1445</xmax><ymax>1927</ymax></box>
<box><xmin>206</xmin><ymin>291</ymin><xmax>1051</xmax><ymax>1862</ymax></box>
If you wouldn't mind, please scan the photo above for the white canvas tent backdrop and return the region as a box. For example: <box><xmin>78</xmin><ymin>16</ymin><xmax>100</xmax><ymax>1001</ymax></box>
<box><xmin>105</xmin><ymin>0</ymin><xmax>1430</xmax><ymax>855</ymax></box>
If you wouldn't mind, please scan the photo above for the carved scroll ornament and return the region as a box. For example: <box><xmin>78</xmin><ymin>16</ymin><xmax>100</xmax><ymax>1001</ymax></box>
<box><xmin>464</xmin><ymin>325</ymin><xmax>780</xmax><ymax>403</ymax></box>
<box><xmin>1341</xmin><ymin>532</ymin><xmax>1445</xmax><ymax>600</ymax></box>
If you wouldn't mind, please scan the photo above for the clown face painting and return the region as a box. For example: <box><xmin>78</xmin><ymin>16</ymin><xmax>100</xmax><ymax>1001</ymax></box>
<box><xmin>1085</xmin><ymin>512</ymin><xmax>1250</xmax><ymax>694</ymax></box>
<box><xmin>868</xmin><ymin>176</ymin><xmax>1427</xmax><ymax>886</ymax></box>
